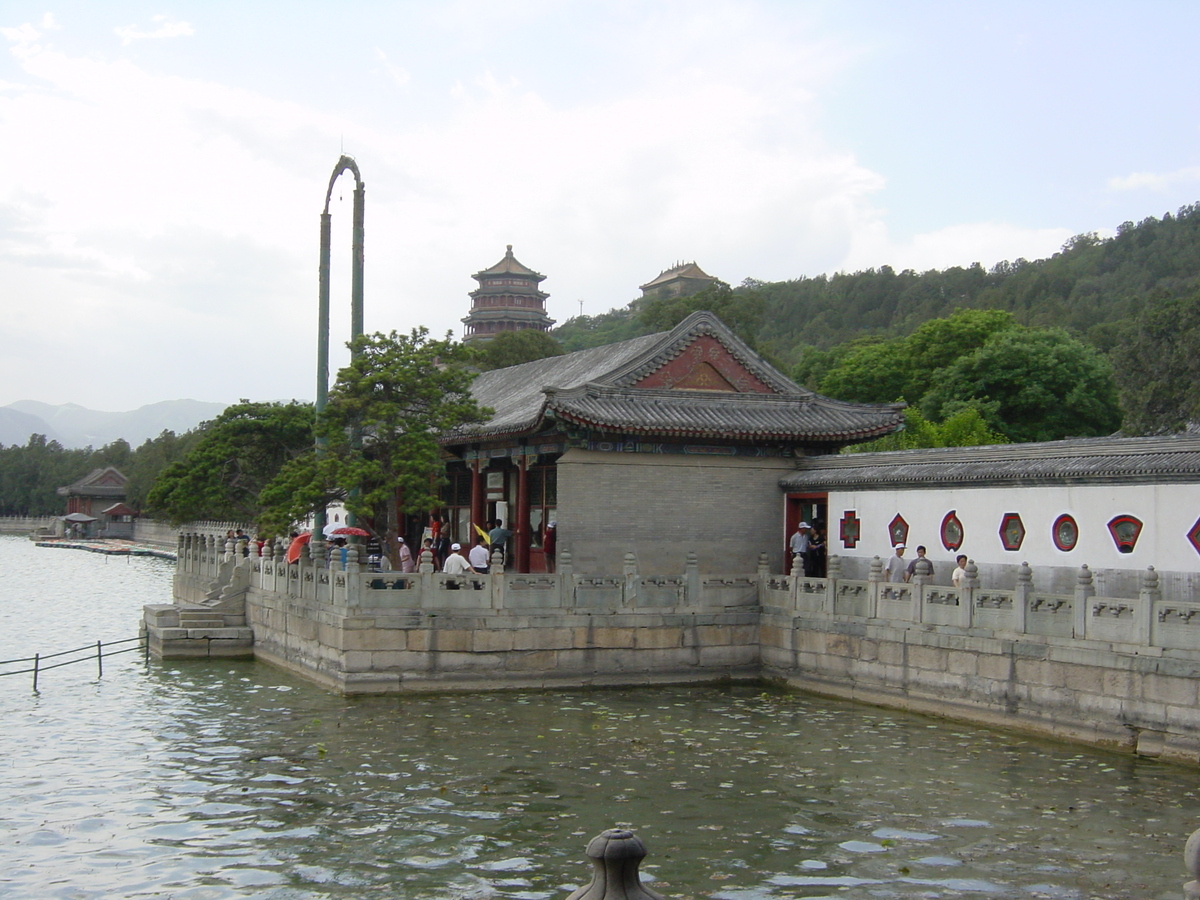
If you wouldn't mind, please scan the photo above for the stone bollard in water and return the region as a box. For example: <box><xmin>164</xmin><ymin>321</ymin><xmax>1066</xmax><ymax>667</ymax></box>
<box><xmin>566</xmin><ymin>829</ymin><xmax>665</xmax><ymax>900</ymax></box>
<box><xmin>1186</xmin><ymin>828</ymin><xmax>1200</xmax><ymax>899</ymax></box>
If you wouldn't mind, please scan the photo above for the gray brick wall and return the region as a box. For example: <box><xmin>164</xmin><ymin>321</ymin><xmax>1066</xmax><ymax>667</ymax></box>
<box><xmin>557</xmin><ymin>449</ymin><xmax>792</xmax><ymax>575</ymax></box>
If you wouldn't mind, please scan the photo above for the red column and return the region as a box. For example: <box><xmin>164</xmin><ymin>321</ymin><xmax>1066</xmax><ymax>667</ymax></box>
<box><xmin>469</xmin><ymin>457</ymin><xmax>484</xmax><ymax>539</ymax></box>
<box><xmin>515</xmin><ymin>455</ymin><xmax>530</xmax><ymax>573</ymax></box>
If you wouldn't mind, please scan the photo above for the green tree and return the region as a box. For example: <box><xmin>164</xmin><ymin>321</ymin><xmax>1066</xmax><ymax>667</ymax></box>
<box><xmin>1109</xmin><ymin>291</ymin><xmax>1200</xmax><ymax>434</ymax></box>
<box><xmin>146</xmin><ymin>401</ymin><xmax>315</xmax><ymax>525</ymax></box>
<box><xmin>816</xmin><ymin>309</ymin><xmax>1017</xmax><ymax>404</ymax></box>
<box><xmin>922</xmin><ymin>328</ymin><xmax>1122</xmax><ymax>442</ymax></box>
<box><xmin>639</xmin><ymin>280</ymin><xmax>766</xmax><ymax>349</ymax></box>
<box><xmin>258</xmin><ymin>329</ymin><xmax>488</xmax><ymax>555</ymax></box>
<box><xmin>476</xmin><ymin>329</ymin><xmax>565</xmax><ymax>370</ymax></box>
<box><xmin>846</xmin><ymin>406</ymin><xmax>1004</xmax><ymax>453</ymax></box>
<box><xmin>816</xmin><ymin>338</ymin><xmax>909</xmax><ymax>403</ymax></box>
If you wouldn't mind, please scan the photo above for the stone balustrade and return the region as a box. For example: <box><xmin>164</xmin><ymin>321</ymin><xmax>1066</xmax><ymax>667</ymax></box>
<box><xmin>152</xmin><ymin>534</ymin><xmax>1200</xmax><ymax>759</ymax></box>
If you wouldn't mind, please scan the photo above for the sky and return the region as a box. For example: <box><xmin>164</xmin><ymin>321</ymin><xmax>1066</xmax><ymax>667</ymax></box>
<box><xmin>2</xmin><ymin>1</ymin><xmax>1199</xmax><ymax>412</ymax></box>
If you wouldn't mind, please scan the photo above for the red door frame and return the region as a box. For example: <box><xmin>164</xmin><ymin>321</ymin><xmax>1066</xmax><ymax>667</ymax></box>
<box><xmin>784</xmin><ymin>493</ymin><xmax>828</xmax><ymax>571</ymax></box>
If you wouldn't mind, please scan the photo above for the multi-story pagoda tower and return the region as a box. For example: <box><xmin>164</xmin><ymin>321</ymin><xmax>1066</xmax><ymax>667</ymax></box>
<box><xmin>462</xmin><ymin>245</ymin><xmax>555</xmax><ymax>342</ymax></box>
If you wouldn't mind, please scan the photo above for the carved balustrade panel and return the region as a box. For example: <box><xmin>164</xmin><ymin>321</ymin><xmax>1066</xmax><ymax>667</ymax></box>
<box><xmin>699</xmin><ymin>576</ymin><xmax>757</xmax><ymax>608</ymax></box>
<box><xmin>1154</xmin><ymin>602</ymin><xmax>1200</xmax><ymax>650</ymax></box>
<box><xmin>1026</xmin><ymin>594</ymin><xmax>1075</xmax><ymax>637</ymax></box>
<box><xmin>638</xmin><ymin>576</ymin><xmax>686</xmax><ymax>608</ymax></box>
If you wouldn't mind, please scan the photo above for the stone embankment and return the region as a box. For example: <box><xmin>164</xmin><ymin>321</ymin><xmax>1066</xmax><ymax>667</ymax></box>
<box><xmin>148</xmin><ymin>534</ymin><xmax>1200</xmax><ymax>765</ymax></box>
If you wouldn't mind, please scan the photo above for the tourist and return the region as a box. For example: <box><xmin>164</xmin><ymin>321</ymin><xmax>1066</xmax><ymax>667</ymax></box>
<box><xmin>397</xmin><ymin>536</ymin><xmax>415</xmax><ymax>573</ymax></box>
<box><xmin>789</xmin><ymin>522</ymin><xmax>811</xmax><ymax>574</ymax></box>
<box><xmin>808</xmin><ymin>526</ymin><xmax>827</xmax><ymax>577</ymax></box>
<box><xmin>906</xmin><ymin>545</ymin><xmax>932</xmax><ymax>581</ymax></box>
<box><xmin>952</xmin><ymin>554</ymin><xmax>968</xmax><ymax>588</ymax></box>
<box><xmin>543</xmin><ymin>520</ymin><xmax>556</xmax><ymax>573</ymax></box>
<box><xmin>469</xmin><ymin>535</ymin><xmax>490</xmax><ymax>573</ymax></box>
<box><xmin>442</xmin><ymin>542</ymin><xmax>472</xmax><ymax>582</ymax></box>
<box><xmin>885</xmin><ymin>544</ymin><xmax>907</xmax><ymax>583</ymax></box>
<box><xmin>433</xmin><ymin>521</ymin><xmax>450</xmax><ymax>568</ymax></box>
<box><xmin>489</xmin><ymin>518</ymin><xmax>511</xmax><ymax>567</ymax></box>
<box><xmin>330</xmin><ymin>537</ymin><xmax>348</xmax><ymax>569</ymax></box>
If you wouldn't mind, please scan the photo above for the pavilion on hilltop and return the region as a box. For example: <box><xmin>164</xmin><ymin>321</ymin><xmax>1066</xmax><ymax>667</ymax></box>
<box><xmin>639</xmin><ymin>261</ymin><xmax>718</xmax><ymax>300</ymax></box>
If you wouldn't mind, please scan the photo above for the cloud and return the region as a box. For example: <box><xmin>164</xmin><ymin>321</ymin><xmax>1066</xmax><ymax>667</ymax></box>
<box><xmin>1107</xmin><ymin>166</ymin><xmax>1200</xmax><ymax>192</ymax></box>
<box><xmin>113</xmin><ymin>16</ymin><xmax>194</xmax><ymax>46</ymax></box>
<box><xmin>840</xmin><ymin>221</ymin><xmax>1075</xmax><ymax>274</ymax></box>
<box><xmin>374</xmin><ymin>49</ymin><xmax>410</xmax><ymax>90</ymax></box>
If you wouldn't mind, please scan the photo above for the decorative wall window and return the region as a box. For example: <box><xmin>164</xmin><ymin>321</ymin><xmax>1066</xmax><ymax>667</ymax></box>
<box><xmin>888</xmin><ymin>514</ymin><xmax>909</xmax><ymax>548</ymax></box>
<box><xmin>998</xmin><ymin>513</ymin><xmax>1025</xmax><ymax>551</ymax></box>
<box><xmin>1107</xmin><ymin>515</ymin><xmax>1143</xmax><ymax>554</ymax></box>
<box><xmin>940</xmin><ymin>510</ymin><xmax>964</xmax><ymax>551</ymax></box>
<box><xmin>1189</xmin><ymin>517</ymin><xmax>1200</xmax><ymax>557</ymax></box>
<box><xmin>1052</xmin><ymin>514</ymin><xmax>1079</xmax><ymax>552</ymax></box>
<box><xmin>839</xmin><ymin>510</ymin><xmax>861</xmax><ymax>549</ymax></box>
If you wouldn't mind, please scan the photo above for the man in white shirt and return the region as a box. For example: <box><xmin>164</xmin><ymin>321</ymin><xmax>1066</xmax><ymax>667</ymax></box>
<box><xmin>468</xmin><ymin>536</ymin><xmax>491</xmax><ymax>573</ymax></box>
<box><xmin>885</xmin><ymin>545</ymin><xmax>907</xmax><ymax>583</ymax></box>
<box><xmin>442</xmin><ymin>543</ymin><xmax>472</xmax><ymax>575</ymax></box>
<box><xmin>789</xmin><ymin>522</ymin><xmax>810</xmax><ymax>573</ymax></box>
<box><xmin>951</xmin><ymin>554</ymin><xmax>968</xmax><ymax>588</ymax></box>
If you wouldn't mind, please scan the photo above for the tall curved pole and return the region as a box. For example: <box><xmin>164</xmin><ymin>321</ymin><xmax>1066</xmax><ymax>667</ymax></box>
<box><xmin>315</xmin><ymin>155</ymin><xmax>365</xmax><ymax>537</ymax></box>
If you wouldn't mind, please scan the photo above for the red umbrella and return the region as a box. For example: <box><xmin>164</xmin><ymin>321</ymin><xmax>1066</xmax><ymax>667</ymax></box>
<box><xmin>286</xmin><ymin>532</ymin><xmax>312</xmax><ymax>563</ymax></box>
<box><xmin>329</xmin><ymin>526</ymin><xmax>370</xmax><ymax>537</ymax></box>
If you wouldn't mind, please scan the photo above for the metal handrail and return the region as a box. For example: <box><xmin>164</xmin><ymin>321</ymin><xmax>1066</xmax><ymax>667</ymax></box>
<box><xmin>0</xmin><ymin>636</ymin><xmax>148</xmax><ymax>689</ymax></box>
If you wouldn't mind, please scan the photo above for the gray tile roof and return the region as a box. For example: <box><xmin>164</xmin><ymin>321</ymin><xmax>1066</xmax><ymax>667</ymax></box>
<box><xmin>444</xmin><ymin>311</ymin><xmax>905</xmax><ymax>446</ymax></box>
<box><xmin>780</xmin><ymin>434</ymin><xmax>1200</xmax><ymax>491</ymax></box>
<box><xmin>544</xmin><ymin>384</ymin><xmax>905</xmax><ymax>442</ymax></box>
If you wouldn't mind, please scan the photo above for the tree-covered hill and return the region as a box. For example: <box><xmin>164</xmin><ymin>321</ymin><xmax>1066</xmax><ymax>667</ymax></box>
<box><xmin>553</xmin><ymin>203</ymin><xmax>1200</xmax><ymax>437</ymax></box>
<box><xmin>556</xmin><ymin>203</ymin><xmax>1200</xmax><ymax>362</ymax></box>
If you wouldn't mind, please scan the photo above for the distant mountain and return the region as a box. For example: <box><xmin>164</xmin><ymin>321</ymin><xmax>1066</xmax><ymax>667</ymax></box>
<box><xmin>2</xmin><ymin>399</ymin><xmax>228</xmax><ymax>449</ymax></box>
<box><xmin>0</xmin><ymin>406</ymin><xmax>63</xmax><ymax>447</ymax></box>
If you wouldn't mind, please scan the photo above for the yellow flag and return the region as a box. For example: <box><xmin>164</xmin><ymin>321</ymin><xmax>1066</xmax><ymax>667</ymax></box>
<box><xmin>473</xmin><ymin>524</ymin><xmax>491</xmax><ymax>545</ymax></box>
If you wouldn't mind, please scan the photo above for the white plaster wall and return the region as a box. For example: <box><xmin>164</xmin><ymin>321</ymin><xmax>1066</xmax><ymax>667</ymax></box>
<box><xmin>826</xmin><ymin>482</ymin><xmax>1200</xmax><ymax>595</ymax></box>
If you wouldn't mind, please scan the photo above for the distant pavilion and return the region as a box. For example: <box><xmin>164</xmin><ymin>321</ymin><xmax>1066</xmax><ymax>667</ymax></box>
<box><xmin>461</xmin><ymin>245</ymin><xmax>555</xmax><ymax>342</ymax></box>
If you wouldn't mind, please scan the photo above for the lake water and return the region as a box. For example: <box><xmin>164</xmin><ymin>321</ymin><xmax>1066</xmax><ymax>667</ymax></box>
<box><xmin>1</xmin><ymin>533</ymin><xmax>1197</xmax><ymax>899</ymax></box>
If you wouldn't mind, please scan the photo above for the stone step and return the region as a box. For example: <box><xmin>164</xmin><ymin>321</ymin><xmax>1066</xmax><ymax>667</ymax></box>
<box><xmin>178</xmin><ymin>614</ymin><xmax>228</xmax><ymax>628</ymax></box>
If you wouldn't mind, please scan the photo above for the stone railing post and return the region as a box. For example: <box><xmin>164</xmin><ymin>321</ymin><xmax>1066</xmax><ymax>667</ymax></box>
<box><xmin>1186</xmin><ymin>827</ymin><xmax>1200</xmax><ymax>900</ymax></box>
<box><xmin>558</xmin><ymin>548</ymin><xmax>574</xmax><ymax>607</ymax></box>
<box><xmin>1011</xmin><ymin>561</ymin><xmax>1031</xmax><ymax>634</ymax></box>
<box><xmin>824</xmin><ymin>553</ymin><xmax>841</xmax><ymax>614</ymax></box>
<box><xmin>623</xmin><ymin>552</ymin><xmax>638</xmax><ymax>607</ymax></box>
<box><xmin>417</xmin><ymin>547</ymin><xmax>435</xmax><ymax>573</ymax></box>
<box><xmin>490</xmin><ymin>546</ymin><xmax>505</xmax><ymax>609</ymax></box>
<box><xmin>1074</xmin><ymin>564</ymin><xmax>1094</xmax><ymax>639</ymax></box>
<box><xmin>868</xmin><ymin>555</ymin><xmax>883</xmax><ymax>617</ymax></box>
<box><xmin>911</xmin><ymin>557</ymin><xmax>932</xmax><ymax>623</ymax></box>
<box><xmin>566</xmin><ymin>829</ymin><xmax>665</xmax><ymax>900</ymax></box>
<box><xmin>1138</xmin><ymin>566</ymin><xmax>1160</xmax><ymax>646</ymax></box>
<box><xmin>686</xmin><ymin>550</ymin><xmax>701</xmax><ymax>605</ymax></box>
<box><xmin>791</xmin><ymin>551</ymin><xmax>802</xmax><ymax>577</ymax></box>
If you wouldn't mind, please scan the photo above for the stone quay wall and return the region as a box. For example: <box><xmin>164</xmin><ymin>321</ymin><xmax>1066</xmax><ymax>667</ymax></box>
<box><xmin>760</xmin><ymin>556</ymin><xmax>1200</xmax><ymax>765</ymax></box>
<box><xmin>151</xmin><ymin>535</ymin><xmax>762</xmax><ymax>694</ymax></box>
<box><xmin>0</xmin><ymin>515</ymin><xmax>56</xmax><ymax>534</ymax></box>
<box><xmin>149</xmin><ymin>534</ymin><xmax>1200</xmax><ymax>763</ymax></box>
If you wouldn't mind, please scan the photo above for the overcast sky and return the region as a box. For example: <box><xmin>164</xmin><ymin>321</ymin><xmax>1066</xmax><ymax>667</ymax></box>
<box><xmin>3</xmin><ymin>1</ymin><xmax>1198</xmax><ymax>412</ymax></box>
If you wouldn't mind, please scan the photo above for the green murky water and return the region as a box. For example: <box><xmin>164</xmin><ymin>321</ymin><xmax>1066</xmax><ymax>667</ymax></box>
<box><xmin>0</xmin><ymin>535</ymin><xmax>1196</xmax><ymax>899</ymax></box>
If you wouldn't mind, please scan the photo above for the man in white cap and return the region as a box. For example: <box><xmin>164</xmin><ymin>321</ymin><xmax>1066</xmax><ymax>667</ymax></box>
<box><xmin>886</xmin><ymin>544</ymin><xmax>908</xmax><ymax>584</ymax></box>
<box><xmin>789</xmin><ymin>521</ymin><xmax>811</xmax><ymax>575</ymax></box>
<box><xmin>442</xmin><ymin>542</ymin><xmax>471</xmax><ymax>576</ymax></box>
